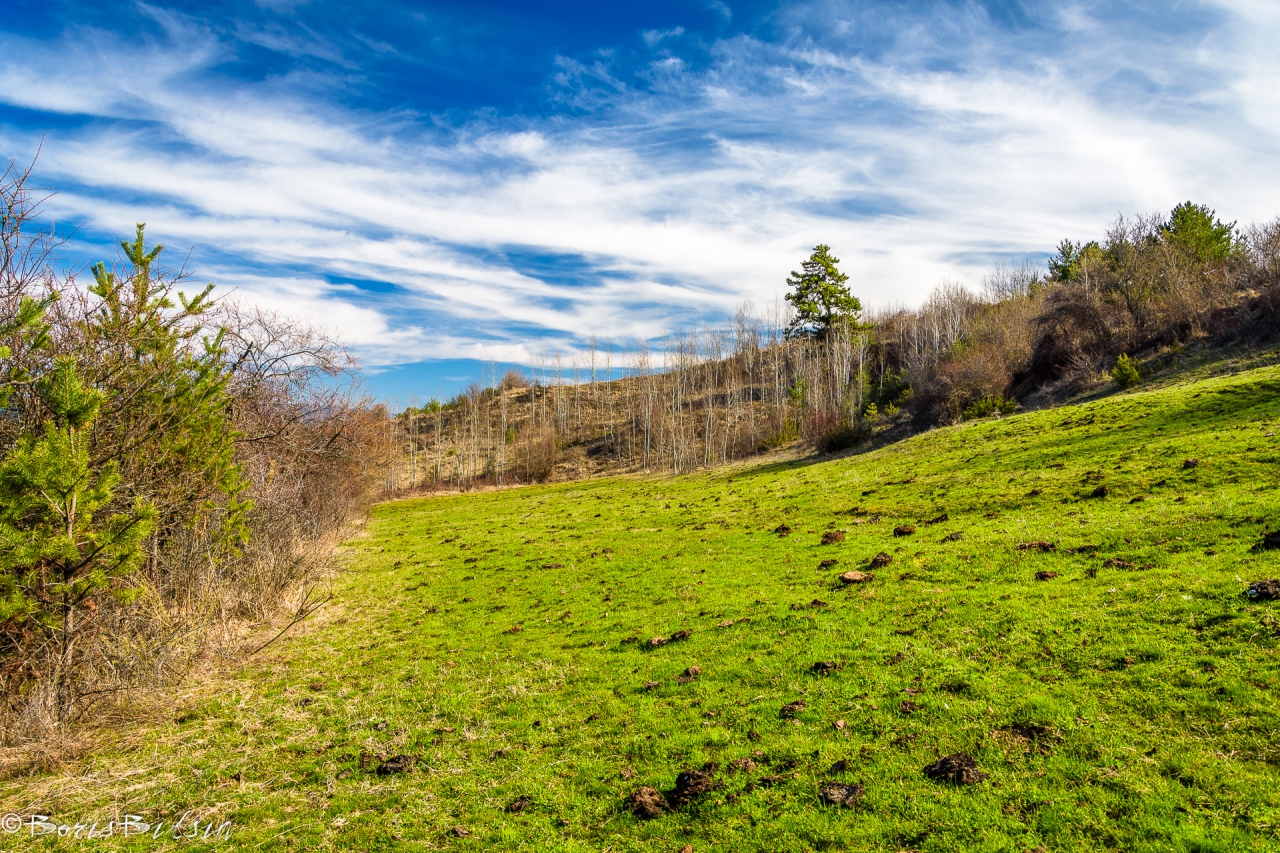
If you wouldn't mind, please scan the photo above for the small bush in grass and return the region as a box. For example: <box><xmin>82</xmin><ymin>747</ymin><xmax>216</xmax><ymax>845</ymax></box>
<box><xmin>962</xmin><ymin>396</ymin><xmax>1017</xmax><ymax>420</ymax></box>
<box><xmin>1111</xmin><ymin>354</ymin><xmax>1141</xmax><ymax>388</ymax></box>
<box><xmin>816</xmin><ymin>420</ymin><xmax>871</xmax><ymax>454</ymax></box>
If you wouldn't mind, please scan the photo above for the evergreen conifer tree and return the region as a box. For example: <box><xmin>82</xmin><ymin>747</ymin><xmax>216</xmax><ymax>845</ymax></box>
<box><xmin>0</xmin><ymin>358</ymin><xmax>156</xmax><ymax>719</ymax></box>
<box><xmin>1164</xmin><ymin>202</ymin><xmax>1236</xmax><ymax>263</ymax></box>
<box><xmin>784</xmin><ymin>245</ymin><xmax>861</xmax><ymax>339</ymax></box>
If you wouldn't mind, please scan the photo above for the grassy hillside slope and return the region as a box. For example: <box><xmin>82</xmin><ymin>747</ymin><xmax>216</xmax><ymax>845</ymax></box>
<box><xmin>6</xmin><ymin>365</ymin><xmax>1280</xmax><ymax>852</ymax></box>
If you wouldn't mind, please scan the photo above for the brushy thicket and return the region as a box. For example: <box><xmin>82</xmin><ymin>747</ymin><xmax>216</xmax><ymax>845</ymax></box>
<box><xmin>391</xmin><ymin>202</ymin><xmax>1280</xmax><ymax>491</ymax></box>
<box><xmin>0</xmin><ymin>159</ymin><xmax>395</xmax><ymax>740</ymax></box>
<box><xmin>873</xmin><ymin>203</ymin><xmax>1280</xmax><ymax>423</ymax></box>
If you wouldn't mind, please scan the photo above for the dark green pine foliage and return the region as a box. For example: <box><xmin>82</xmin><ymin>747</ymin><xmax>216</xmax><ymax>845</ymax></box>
<box><xmin>0</xmin><ymin>294</ymin><xmax>54</xmax><ymax>409</ymax></box>
<box><xmin>784</xmin><ymin>244</ymin><xmax>862</xmax><ymax>340</ymax></box>
<box><xmin>84</xmin><ymin>226</ymin><xmax>250</xmax><ymax>572</ymax></box>
<box><xmin>1163</xmin><ymin>202</ymin><xmax>1236</xmax><ymax>263</ymax></box>
<box><xmin>1047</xmin><ymin>239</ymin><xmax>1105</xmax><ymax>284</ymax></box>
<box><xmin>0</xmin><ymin>357</ymin><xmax>157</xmax><ymax>718</ymax></box>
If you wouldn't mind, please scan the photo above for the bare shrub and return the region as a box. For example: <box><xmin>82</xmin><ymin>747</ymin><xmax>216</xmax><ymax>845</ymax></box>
<box><xmin>500</xmin><ymin>369</ymin><xmax>530</xmax><ymax>391</ymax></box>
<box><xmin>983</xmin><ymin>259</ymin><xmax>1042</xmax><ymax>302</ymax></box>
<box><xmin>1021</xmin><ymin>282</ymin><xmax>1116</xmax><ymax>393</ymax></box>
<box><xmin>1243</xmin><ymin>219</ymin><xmax>1280</xmax><ymax>290</ymax></box>
<box><xmin>1225</xmin><ymin>219</ymin><xmax>1280</xmax><ymax>341</ymax></box>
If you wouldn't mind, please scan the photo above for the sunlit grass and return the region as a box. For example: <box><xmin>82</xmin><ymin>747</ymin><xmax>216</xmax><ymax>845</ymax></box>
<box><xmin>6</xmin><ymin>365</ymin><xmax>1280</xmax><ymax>852</ymax></box>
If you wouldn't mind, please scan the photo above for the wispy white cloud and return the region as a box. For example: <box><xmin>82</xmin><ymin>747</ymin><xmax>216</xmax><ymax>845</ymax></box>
<box><xmin>643</xmin><ymin>27</ymin><xmax>686</xmax><ymax>47</ymax></box>
<box><xmin>1</xmin><ymin>0</ymin><xmax>1277</xmax><ymax>388</ymax></box>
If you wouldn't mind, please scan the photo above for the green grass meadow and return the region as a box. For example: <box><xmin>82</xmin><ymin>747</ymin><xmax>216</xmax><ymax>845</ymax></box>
<box><xmin>6</xmin><ymin>365</ymin><xmax>1280</xmax><ymax>852</ymax></box>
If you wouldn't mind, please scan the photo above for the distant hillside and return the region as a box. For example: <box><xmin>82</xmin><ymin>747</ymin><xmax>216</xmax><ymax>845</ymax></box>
<box><xmin>392</xmin><ymin>205</ymin><xmax>1280</xmax><ymax>493</ymax></box>
<box><xmin>390</xmin><ymin>334</ymin><xmax>1280</xmax><ymax>492</ymax></box>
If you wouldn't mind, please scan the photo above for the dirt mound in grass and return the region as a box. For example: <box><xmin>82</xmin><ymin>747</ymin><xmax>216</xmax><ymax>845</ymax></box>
<box><xmin>810</xmin><ymin>660</ymin><xmax>838</xmax><ymax>676</ymax></box>
<box><xmin>839</xmin><ymin>570</ymin><xmax>874</xmax><ymax>584</ymax></box>
<box><xmin>894</xmin><ymin>525</ymin><xmax>916</xmax><ymax>537</ymax></box>
<box><xmin>1247</xmin><ymin>579</ymin><xmax>1280</xmax><ymax>600</ymax></box>
<box><xmin>628</xmin><ymin>786</ymin><xmax>667</xmax><ymax>819</ymax></box>
<box><xmin>822</xmin><ymin>531</ymin><xmax>845</xmax><ymax>544</ymax></box>
<box><xmin>375</xmin><ymin>754</ymin><xmax>417</xmax><ymax>775</ymax></box>
<box><xmin>779</xmin><ymin>700</ymin><xmax>807</xmax><ymax>718</ymax></box>
<box><xmin>870</xmin><ymin>552</ymin><xmax>893</xmax><ymax>567</ymax></box>
<box><xmin>923</xmin><ymin>753</ymin><xmax>988</xmax><ymax>785</ymax></box>
<box><xmin>630</xmin><ymin>764</ymin><xmax>722</xmax><ymax>817</ymax></box>
<box><xmin>1255</xmin><ymin>531</ymin><xmax>1280</xmax><ymax>551</ymax></box>
<box><xmin>818</xmin><ymin>781</ymin><xmax>865</xmax><ymax>807</ymax></box>
<box><xmin>648</xmin><ymin>629</ymin><xmax>691</xmax><ymax>648</ymax></box>
<box><xmin>668</xmin><ymin>767</ymin><xmax>720</xmax><ymax>806</ymax></box>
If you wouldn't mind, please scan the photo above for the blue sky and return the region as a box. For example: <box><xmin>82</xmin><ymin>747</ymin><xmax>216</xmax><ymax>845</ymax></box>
<box><xmin>2</xmin><ymin>0</ymin><xmax>1278</xmax><ymax>404</ymax></box>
